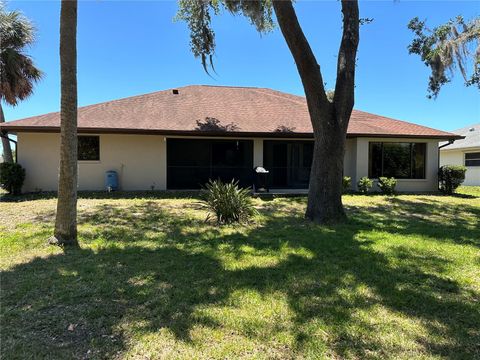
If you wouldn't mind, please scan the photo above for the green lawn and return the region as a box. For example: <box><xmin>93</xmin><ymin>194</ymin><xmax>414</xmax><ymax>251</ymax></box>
<box><xmin>1</xmin><ymin>188</ymin><xmax>479</xmax><ymax>359</ymax></box>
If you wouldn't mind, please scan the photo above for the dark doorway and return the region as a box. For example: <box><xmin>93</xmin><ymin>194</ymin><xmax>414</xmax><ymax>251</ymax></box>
<box><xmin>263</xmin><ymin>140</ymin><xmax>314</xmax><ymax>188</ymax></box>
<box><xmin>167</xmin><ymin>139</ymin><xmax>253</xmax><ymax>189</ymax></box>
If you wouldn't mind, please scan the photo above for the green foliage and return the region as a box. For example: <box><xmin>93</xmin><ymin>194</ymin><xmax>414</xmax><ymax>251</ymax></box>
<box><xmin>203</xmin><ymin>179</ymin><xmax>257</xmax><ymax>224</ymax></box>
<box><xmin>342</xmin><ymin>176</ymin><xmax>352</xmax><ymax>193</ymax></box>
<box><xmin>378</xmin><ymin>177</ymin><xmax>397</xmax><ymax>195</ymax></box>
<box><xmin>0</xmin><ymin>162</ymin><xmax>25</xmax><ymax>195</ymax></box>
<box><xmin>176</xmin><ymin>0</ymin><xmax>274</xmax><ymax>72</ymax></box>
<box><xmin>407</xmin><ymin>16</ymin><xmax>480</xmax><ymax>98</ymax></box>
<box><xmin>0</xmin><ymin>2</ymin><xmax>42</xmax><ymax>105</ymax></box>
<box><xmin>357</xmin><ymin>176</ymin><xmax>373</xmax><ymax>194</ymax></box>
<box><xmin>439</xmin><ymin>165</ymin><xmax>467</xmax><ymax>194</ymax></box>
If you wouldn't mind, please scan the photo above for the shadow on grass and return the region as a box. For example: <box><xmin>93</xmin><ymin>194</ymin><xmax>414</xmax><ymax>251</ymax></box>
<box><xmin>1</xmin><ymin>198</ymin><xmax>479</xmax><ymax>358</ymax></box>
<box><xmin>0</xmin><ymin>190</ymin><xmax>205</xmax><ymax>203</ymax></box>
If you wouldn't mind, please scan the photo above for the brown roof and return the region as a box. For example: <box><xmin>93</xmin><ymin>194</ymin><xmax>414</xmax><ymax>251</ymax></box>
<box><xmin>0</xmin><ymin>85</ymin><xmax>461</xmax><ymax>139</ymax></box>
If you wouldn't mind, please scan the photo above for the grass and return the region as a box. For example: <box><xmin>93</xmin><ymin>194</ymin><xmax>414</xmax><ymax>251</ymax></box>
<box><xmin>1</xmin><ymin>187</ymin><xmax>479</xmax><ymax>359</ymax></box>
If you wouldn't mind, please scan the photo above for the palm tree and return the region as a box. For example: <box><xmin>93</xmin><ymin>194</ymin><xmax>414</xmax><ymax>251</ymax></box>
<box><xmin>0</xmin><ymin>3</ymin><xmax>42</xmax><ymax>163</ymax></box>
<box><xmin>54</xmin><ymin>0</ymin><xmax>79</xmax><ymax>247</ymax></box>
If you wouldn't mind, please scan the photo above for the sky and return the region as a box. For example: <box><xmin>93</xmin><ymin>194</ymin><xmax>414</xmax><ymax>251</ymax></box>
<box><xmin>2</xmin><ymin>0</ymin><xmax>480</xmax><ymax>146</ymax></box>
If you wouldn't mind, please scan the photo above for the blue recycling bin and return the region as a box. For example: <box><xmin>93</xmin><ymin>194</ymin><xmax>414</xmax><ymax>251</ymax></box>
<box><xmin>105</xmin><ymin>170</ymin><xmax>118</xmax><ymax>191</ymax></box>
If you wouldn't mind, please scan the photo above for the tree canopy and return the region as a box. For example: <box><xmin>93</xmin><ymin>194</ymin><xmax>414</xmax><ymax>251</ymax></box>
<box><xmin>408</xmin><ymin>16</ymin><xmax>480</xmax><ymax>98</ymax></box>
<box><xmin>176</xmin><ymin>0</ymin><xmax>275</xmax><ymax>73</ymax></box>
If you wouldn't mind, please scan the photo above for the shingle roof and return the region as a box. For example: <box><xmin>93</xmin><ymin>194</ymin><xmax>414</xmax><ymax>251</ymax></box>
<box><xmin>0</xmin><ymin>85</ymin><xmax>461</xmax><ymax>139</ymax></box>
<box><xmin>440</xmin><ymin>123</ymin><xmax>480</xmax><ymax>150</ymax></box>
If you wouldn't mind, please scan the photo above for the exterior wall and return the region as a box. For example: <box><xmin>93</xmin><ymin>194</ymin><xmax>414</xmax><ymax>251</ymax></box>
<box><xmin>253</xmin><ymin>139</ymin><xmax>263</xmax><ymax>168</ymax></box>
<box><xmin>354</xmin><ymin>137</ymin><xmax>440</xmax><ymax>192</ymax></box>
<box><xmin>344</xmin><ymin>138</ymin><xmax>357</xmax><ymax>187</ymax></box>
<box><xmin>17</xmin><ymin>133</ymin><xmax>441</xmax><ymax>192</ymax></box>
<box><xmin>19</xmin><ymin>133</ymin><xmax>61</xmax><ymax>192</ymax></box>
<box><xmin>440</xmin><ymin>148</ymin><xmax>480</xmax><ymax>186</ymax></box>
<box><xmin>18</xmin><ymin>133</ymin><xmax>166</xmax><ymax>192</ymax></box>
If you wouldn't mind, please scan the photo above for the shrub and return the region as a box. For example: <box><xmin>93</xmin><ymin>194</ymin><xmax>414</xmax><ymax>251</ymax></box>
<box><xmin>342</xmin><ymin>176</ymin><xmax>352</xmax><ymax>193</ymax></box>
<box><xmin>439</xmin><ymin>165</ymin><xmax>466</xmax><ymax>194</ymax></box>
<box><xmin>0</xmin><ymin>163</ymin><xmax>26</xmax><ymax>195</ymax></box>
<box><xmin>357</xmin><ymin>176</ymin><xmax>373</xmax><ymax>194</ymax></box>
<box><xmin>378</xmin><ymin>177</ymin><xmax>397</xmax><ymax>195</ymax></box>
<box><xmin>203</xmin><ymin>179</ymin><xmax>257</xmax><ymax>224</ymax></box>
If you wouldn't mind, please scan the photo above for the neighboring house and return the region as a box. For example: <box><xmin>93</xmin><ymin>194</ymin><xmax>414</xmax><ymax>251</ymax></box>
<box><xmin>440</xmin><ymin>124</ymin><xmax>480</xmax><ymax>186</ymax></box>
<box><xmin>0</xmin><ymin>85</ymin><xmax>462</xmax><ymax>192</ymax></box>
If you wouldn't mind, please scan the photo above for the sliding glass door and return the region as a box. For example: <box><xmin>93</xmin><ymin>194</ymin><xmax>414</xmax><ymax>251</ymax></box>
<box><xmin>263</xmin><ymin>140</ymin><xmax>314</xmax><ymax>188</ymax></box>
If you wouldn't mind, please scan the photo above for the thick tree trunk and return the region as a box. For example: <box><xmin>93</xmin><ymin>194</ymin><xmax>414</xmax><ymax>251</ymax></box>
<box><xmin>0</xmin><ymin>104</ymin><xmax>14</xmax><ymax>163</ymax></box>
<box><xmin>306</xmin><ymin>117</ymin><xmax>347</xmax><ymax>223</ymax></box>
<box><xmin>54</xmin><ymin>0</ymin><xmax>79</xmax><ymax>247</ymax></box>
<box><xmin>273</xmin><ymin>0</ymin><xmax>359</xmax><ymax>224</ymax></box>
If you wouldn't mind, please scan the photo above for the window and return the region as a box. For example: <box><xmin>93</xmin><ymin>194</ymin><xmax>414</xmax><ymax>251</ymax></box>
<box><xmin>369</xmin><ymin>142</ymin><xmax>426</xmax><ymax>179</ymax></box>
<box><xmin>78</xmin><ymin>136</ymin><xmax>100</xmax><ymax>161</ymax></box>
<box><xmin>465</xmin><ymin>152</ymin><xmax>480</xmax><ymax>167</ymax></box>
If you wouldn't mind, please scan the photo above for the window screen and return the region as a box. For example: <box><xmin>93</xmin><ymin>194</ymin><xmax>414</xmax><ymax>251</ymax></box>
<box><xmin>465</xmin><ymin>152</ymin><xmax>480</xmax><ymax>167</ymax></box>
<box><xmin>167</xmin><ymin>139</ymin><xmax>253</xmax><ymax>189</ymax></box>
<box><xmin>78</xmin><ymin>136</ymin><xmax>100</xmax><ymax>161</ymax></box>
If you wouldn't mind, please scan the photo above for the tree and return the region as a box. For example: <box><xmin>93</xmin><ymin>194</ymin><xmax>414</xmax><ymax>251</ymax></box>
<box><xmin>53</xmin><ymin>0</ymin><xmax>79</xmax><ymax>247</ymax></box>
<box><xmin>177</xmin><ymin>0</ymin><xmax>359</xmax><ymax>223</ymax></box>
<box><xmin>0</xmin><ymin>3</ymin><xmax>42</xmax><ymax>163</ymax></box>
<box><xmin>408</xmin><ymin>16</ymin><xmax>480</xmax><ymax>98</ymax></box>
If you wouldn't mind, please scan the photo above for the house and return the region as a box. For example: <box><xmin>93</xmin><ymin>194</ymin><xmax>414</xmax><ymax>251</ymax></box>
<box><xmin>0</xmin><ymin>85</ymin><xmax>462</xmax><ymax>193</ymax></box>
<box><xmin>440</xmin><ymin>124</ymin><xmax>480</xmax><ymax>186</ymax></box>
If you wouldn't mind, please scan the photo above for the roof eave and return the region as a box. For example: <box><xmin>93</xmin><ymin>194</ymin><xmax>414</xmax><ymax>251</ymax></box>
<box><xmin>0</xmin><ymin>125</ymin><xmax>463</xmax><ymax>140</ymax></box>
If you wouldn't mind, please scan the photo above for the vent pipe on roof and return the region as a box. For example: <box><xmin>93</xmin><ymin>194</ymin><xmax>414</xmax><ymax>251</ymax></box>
<box><xmin>172</xmin><ymin>89</ymin><xmax>179</xmax><ymax>95</ymax></box>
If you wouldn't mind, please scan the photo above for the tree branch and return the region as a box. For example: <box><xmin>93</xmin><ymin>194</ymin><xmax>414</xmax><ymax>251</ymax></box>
<box><xmin>272</xmin><ymin>0</ymin><xmax>330</xmax><ymax>130</ymax></box>
<box><xmin>333</xmin><ymin>0</ymin><xmax>359</xmax><ymax>127</ymax></box>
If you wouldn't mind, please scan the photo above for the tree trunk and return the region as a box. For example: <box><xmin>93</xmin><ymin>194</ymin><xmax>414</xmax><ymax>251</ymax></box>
<box><xmin>54</xmin><ymin>0</ymin><xmax>79</xmax><ymax>247</ymax></box>
<box><xmin>273</xmin><ymin>0</ymin><xmax>359</xmax><ymax>224</ymax></box>
<box><xmin>306</xmin><ymin>118</ymin><xmax>347</xmax><ymax>223</ymax></box>
<box><xmin>0</xmin><ymin>104</ymin><xmax>14</xmax><ymax>163</ymax></box>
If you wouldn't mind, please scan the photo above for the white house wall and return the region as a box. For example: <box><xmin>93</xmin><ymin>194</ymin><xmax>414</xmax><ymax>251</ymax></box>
<box><xmin>440</xmin><ymin>149</ymin><xmax>480</xmax><ymax>186</ymax></box>
<box><xmin>18</xmin><ymin>133</ymin><xmax>440</xmax><ymax>192</ymax></box>
<box><xmin>18</xmin><ymin>133</ymin><xmax>166</xmax><ymax>192</ymax></box>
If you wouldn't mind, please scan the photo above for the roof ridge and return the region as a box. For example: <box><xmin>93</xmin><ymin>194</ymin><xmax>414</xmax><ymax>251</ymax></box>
<box><xmin>187</xmin><ymin>84</ymin><xmax>265</xmax><ymax>90</ymax></box>
<box><xmin>251</xmin><ymin>88</ymin><xmax>307</xmax><ymax>106</ymax></box>
<box><xmin>10</xmin><ymin>89</ymin><xmax>171</xmax><ymax>121</ymax></box>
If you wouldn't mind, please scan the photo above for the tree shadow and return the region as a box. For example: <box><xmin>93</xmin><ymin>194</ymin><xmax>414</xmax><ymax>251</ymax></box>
<box><xmin>0</xmin><ymin>190</ymin><xmax>204</xmax><ymax>203</ymax></box>
<box><xmin>195</xmin><ymin>117</ymin><xmax>240</xmax><ymax>132</ymax></box>
<box><xmin>1</xmin><ymin>198</ymin><xmax>479</xmax><ymax>358</ymax></box>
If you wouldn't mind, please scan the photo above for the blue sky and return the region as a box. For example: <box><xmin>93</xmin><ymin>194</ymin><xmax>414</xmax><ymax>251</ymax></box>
<box><xmin>3</xmin><ymin>0</ymin><xmax>480</xmax><ymax>136</ymax></box>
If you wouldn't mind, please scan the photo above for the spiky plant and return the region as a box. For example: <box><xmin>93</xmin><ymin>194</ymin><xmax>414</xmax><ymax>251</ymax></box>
<box><xmin>203</xmin><ymin>179</ymin><xmax>257</xmax><ymax>224</ymax></box>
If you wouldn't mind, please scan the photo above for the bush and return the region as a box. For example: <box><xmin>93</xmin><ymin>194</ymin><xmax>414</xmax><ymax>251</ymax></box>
<box><xmin>439</xmin><ymin>165</ymin><xmax>466</xmax><ymax>194</ymax></box>
<box><xmin>378</xmin><ymin>177</ymin><xmax>397</xmax><ymax>195</ymax></box>
<box><xmin>0</xmin><ymin>163</ymin><xmax>26</xmax><ymax>195</ymax></box>
<box><xmin>357</xmin><ymin>176</ymin><xmax>373</xmax><ymax>194</ymax></box>
<box><xmin>342</xmin><ymin>176</ymin><xmax>352</xmax><ymax>193</ymax></box>
<box><xmin>203</xmin><ymin>179</ymin><xmax>257</xmax><ymax>224</ymax></box>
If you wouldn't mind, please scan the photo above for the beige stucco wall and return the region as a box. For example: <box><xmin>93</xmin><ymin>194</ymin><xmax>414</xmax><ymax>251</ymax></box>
<box><xmin>18</xmin><ymin>133</ymin><xmax>166</xmax><ymax>192</ymax></box>
<box><xmin>440</xmin><ymin>148</ymin><xmax>480</xmax><ymax>186</ymax></box>
<box><xmin>354</xmin><ymin>137</ymin><xmax>440</xmax><ymax>192</ymax></box>
<box><xmin>17</xmin><ymin>133</ymin><xmax>441</xmax><ymax>192</ymax></box>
